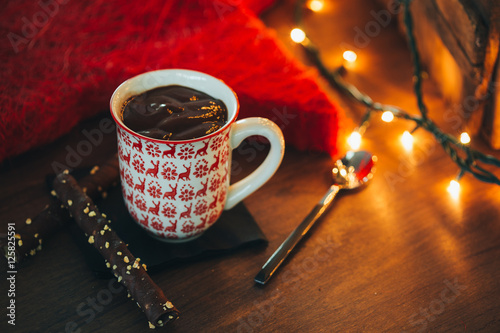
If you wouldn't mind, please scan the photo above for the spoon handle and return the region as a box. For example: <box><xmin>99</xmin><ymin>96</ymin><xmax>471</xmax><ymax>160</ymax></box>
<box><xmin>254</xmin><ymin>184</ymin><xmax>341</xmax><ymax>285</ymax></box>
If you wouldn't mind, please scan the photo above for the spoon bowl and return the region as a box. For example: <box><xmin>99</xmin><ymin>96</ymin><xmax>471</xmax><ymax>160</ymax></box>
<box><xmin>332</xmin><ymin>151</ymin><xmax>376</xmax><ymax>189</ymax></box>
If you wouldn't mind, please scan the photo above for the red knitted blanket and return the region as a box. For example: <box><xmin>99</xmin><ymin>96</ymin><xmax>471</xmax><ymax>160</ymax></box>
<box><xmin>0</xmin><ymin>0</ymin><xmax>346</xmax><ymax>162</ymax></box>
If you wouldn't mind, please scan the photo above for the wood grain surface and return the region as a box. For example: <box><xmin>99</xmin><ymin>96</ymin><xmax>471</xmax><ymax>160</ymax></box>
<box><xmin>1</xmin><ymin>0</ymin><xmax>500</xmax><ymax>332</ymax></box>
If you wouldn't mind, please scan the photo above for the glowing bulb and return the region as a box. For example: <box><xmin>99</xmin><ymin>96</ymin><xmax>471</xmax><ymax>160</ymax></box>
<box><xmin>401</xmin><ymin>131</ymin><xmax>414</xmax><ymax>151</ymax></box>
<box><xmin>343</xmin><ymin>50</ymin><xmax>357</xmax><ymax>63</ymax></box>
<box><xmin>308</xmin><ymin>0</ymin><xmax>324</xmax><ymax>12</ymax></box>
<box><xmin>381</xmin><ymin>111</ymin><xmax>394</xmax><ymax>123</ymax></box>
<box><xmin>460</xmin><ymin>132</ymin><xmax>471</xmax><ymax>144</ymax></box>
<box><xmin>447</xmin><ymin>180</ymin><xmax>460</xmax><ymax>199</ymax></box>
<box><xmin>290</xmin><ymin>28</ymin><xmax>306</xmax><ymax>44</ymax></box>
<box><xmin>347</xmin><ymin>131</ymin><xmax>362</xmax><ymax>150</ymax></box>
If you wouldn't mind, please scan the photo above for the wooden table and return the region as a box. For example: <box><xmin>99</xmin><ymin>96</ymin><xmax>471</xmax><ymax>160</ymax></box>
<box><xmin>2</xmin><ymin>1</ymin><xmax>500</xmax><ymax>332</ymax></box>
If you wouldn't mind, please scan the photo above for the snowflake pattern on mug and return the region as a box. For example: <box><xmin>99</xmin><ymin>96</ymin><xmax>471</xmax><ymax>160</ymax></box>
<box><xmin>193</xmin><ymin>159</ymin><xmax>209</xmax><ymax>179</ymax></box>
<box><xmin>161</xmin><ymin>161</ymin><xmax>178</xmax><ymax>180</ymax></box>
<box><xmin>117</xmin><ymin>127</ymin><xmax>230</xmax><ymax>241</ymax></box>
<box><xmin>178</xmin><ymin>184</ymin><xmax>194</xmax><ymax>202</ymax></box>
<box><xmin>135</xmin><ymin>196</ymin><xmax>147</xmax><ymax>211</ymax></box>
<box><xmin>161</xmin><ymin>202</ymin><xmax>177</xmax><ymax>218</ymax></box>
<box><xmin>147</xmin><ymin>180</ymin><xmax>162</xmax><ymax>198</ymax></box>
<box><xmin>131</xmin><ymin>154</ymin><xmax>145</xmax><ymax>174</ymax></box>
<box><xmin>145</xmin><ymin>143</ymin><xmax>161</xmax><ymax>157</ymax></box>
<box><xmin>193</xmin><ymin>199</ymin><xmax>208</xmax><ymax>217</ymax></box>
<box><xmin>124</xmin><ymin>172</ymin><xmax>134</xmax><ymax>188</ymax></box>
<box><xmin>177</xmin><ymin>145</ymin><xmax>195</xmax><ymax>160</ymax></box>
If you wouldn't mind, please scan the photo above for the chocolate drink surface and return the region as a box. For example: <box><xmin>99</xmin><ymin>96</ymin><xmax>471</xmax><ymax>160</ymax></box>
<box><xmin>121</xmin><ymin>85</ymin><xmax>228</xmax><ymax>140</ymax></box>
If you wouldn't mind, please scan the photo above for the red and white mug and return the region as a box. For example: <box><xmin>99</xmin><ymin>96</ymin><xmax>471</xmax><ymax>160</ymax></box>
<box><xmin>110</xmin><ymin>69</ymin><xmax>285</xmax><ymax>242</ymax></box>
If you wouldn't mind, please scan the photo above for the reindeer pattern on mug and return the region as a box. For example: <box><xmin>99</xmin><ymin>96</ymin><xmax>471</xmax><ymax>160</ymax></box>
<box><xmin>117</xmin><ymin>127</ymin><xmax>230</xmax><ymax>240</ymax></box>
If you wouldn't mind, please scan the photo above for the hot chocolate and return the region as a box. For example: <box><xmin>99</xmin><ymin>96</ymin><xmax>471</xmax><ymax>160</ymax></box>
<box><xmin>121</xmin><ymin>85</ymin><xmax>228</xmax><ymax>140</ymax></box>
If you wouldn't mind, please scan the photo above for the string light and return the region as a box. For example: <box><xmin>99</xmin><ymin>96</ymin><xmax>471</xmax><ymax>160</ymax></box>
<box><xmin>401</xmin><ymin>131</ymin><xmax>414</xmax><ymax>151</ymax></box>
<box><xmin>381</xmin><ymin>111</ymin><xmax>394</xmax><ymax>123</ymax></box>
<box><xmin>292</xmin><ymin>0</ymin><xmax>500</xmax><ymax>191</ymax></box>
<box><xmin>342</xmin><ymin>50</ymin><xmax>357</xmax><ymax>63</ymax></box>
<box><xmin>460</xmin><ymin>132</ymin><xmax>471</xmax><ymax>144</ymax></box>
<box><xmin>307</xmin><ymin>0</ymin><xmax>324</xmax><ymax>12</ymax></box>
<box><xmin>347</xmin><ymin>131</ymin><xmax>362</xmax><ymax>150</ymax></box>
<box><xmin>290</xmin><ymin>28</ymin><xmax>306</xmax><ymax>44</ymax></box>
<box><xmin>339</xmin><ymin>168</ymin><xmax>347</xmax><ymax>177</ymax></box>
<box><xmin>447</xmin><ymin>180</ymin><xmax>460</xmax><ymax>199</ymax></box>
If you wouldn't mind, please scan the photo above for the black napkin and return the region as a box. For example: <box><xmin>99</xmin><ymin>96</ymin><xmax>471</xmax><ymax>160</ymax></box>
<box><xmin>66</xmin><ymin>183</ymin><xmax>267</xmax><ymax>278</ymax></box>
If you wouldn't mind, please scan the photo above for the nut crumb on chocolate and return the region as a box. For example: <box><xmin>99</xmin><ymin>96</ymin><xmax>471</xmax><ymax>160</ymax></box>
<box><xmin>18</xmin><ymin>240</ymin><xmax>23</xmax><ymax>247</ymax></box>
<box><xmin>34</xmin><ymin>233</ymin><xmax>39</xmax><ymax>238</ymax></box>
<box><xmin>89</xmin><ymin>211</ymin><xmax>96</xmax><ymax>217</ymax></box>
<box><xmin>88</xmin><ymin>235</ymin><xmax>95</xmax><ymax>244</ymax></box>
<box><xmin>149</xmin><ymin>322</ymin><xmax>155</xmax><ymax>329</ymax></box>
<box><xmin>124</xmin><ymin>256</ymin><xmax>130</xmax><ymax>263</ymax></box>
<box><xmin>83</xmin><ymin>207</ymin><xmax>90</xmax><ymax>214</ymax></box>
<box><xmin>51</xmin><ymin>190</ymin><xmax>57</xmax><ymax>196</ymax></box>
<box><xmin>105</xmin><ymin>242</ymin><xmax>109</xmax><ymax>248</ymax></box>
<box><xmin>90</xmin><ymin>166</ymin><xmax>99</xmax><ymax>175</ymax></box>
<box><xmin>117</xmin><ymin>251</ymin><xmax>122</xmax><ymax>255</ymax></box>
<box><xmin>67</xmin><ymin>200</ymin><xmax>73</xmax><ymax>206</ymax></box>
<box><xmin>26</xmin><ymin>218</ymin><xmax>32</xmax><ymax>225</ymax></box>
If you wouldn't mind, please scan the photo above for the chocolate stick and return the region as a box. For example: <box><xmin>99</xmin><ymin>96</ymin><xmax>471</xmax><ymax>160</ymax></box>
<box><xmin>53</xmin><ymin>172</ymin><xmax>179</xmax><ymax>328</ymax></box>
<box><xmin>0</xmin><ymin>155</ymin><xmax>120</xmax><ymax>262</ymax></box>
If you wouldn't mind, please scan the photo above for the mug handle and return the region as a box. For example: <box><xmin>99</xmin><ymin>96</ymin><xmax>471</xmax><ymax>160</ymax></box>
<box><xmin>224</xmin><ymin>117</ymin><xmax>285</xmax><ymax>210</ymax></box>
